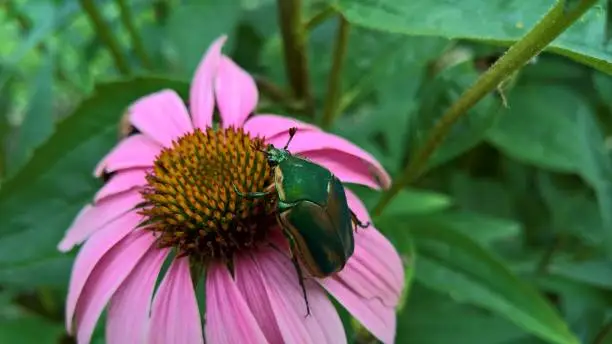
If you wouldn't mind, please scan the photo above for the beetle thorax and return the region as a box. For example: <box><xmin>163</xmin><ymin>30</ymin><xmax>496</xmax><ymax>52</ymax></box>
<box><xmin>138</xmin><ymin>127</ymin><xmax>277</xmax><ymax>262</ymax></box>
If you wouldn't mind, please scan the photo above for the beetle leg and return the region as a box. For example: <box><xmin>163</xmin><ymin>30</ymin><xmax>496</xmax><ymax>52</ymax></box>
<box><xmin>232</xmin><ymin>183</ymin><xmax>273</xmax><ymax>199</ymax></box>
<box><xmin>350</xmin><ymin>210</ymin><xmax>370</xmax><ymax>230</ymax></box>
<box><xmin>290</xmin><ymin>251</ymin><xmax>312</xmax><ymax>317</ymax></box>
<box><xmin>277</xmin><ymin>213</ymin><xmax>312</xmax><ymax>317</ymax></box>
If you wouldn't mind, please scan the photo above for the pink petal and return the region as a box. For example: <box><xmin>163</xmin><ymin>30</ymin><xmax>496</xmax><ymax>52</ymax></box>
<box><xmin>215</xmin><ymin>56</ymin><xmax>258</xmax><ymax>128</ymax></box>
<box><xmin>190</xmin><ymin>35</ymin><xmax>227</xmax><ymax>130</ymax></box>
<box><xmin>205</xmin><ymin>262</ymin><xmax>269</xmax><ymax>344</ymax></box>
<box><xmin>94</xmin><ymin>135</ymin><xmax>160</xmax><ymax>177</ymax></box>
<box><xmin>58</xmin><ymin>191</ymin><xmax>142</xmax><ymax>252</ymax></box>
<box><xmin>65</xmin><ymin>212</ymin><xmax>142</xmax><ymax>333</ymax></box>
<box><xmin>106</xmin><ymin>247</ymin><xmax>169</xmax><ymax>344</ymax></box>
<box><xmin>93</xmin><ymin>169</ymin><xmax>147</xmax><ymax>203</ymax></box>
<box><xmin>243</xmin><ymin>114</ymin><xmax>319</xmax><ymax>139</ymax></box>
<box><xmin>149</xmin><ymin>257</ymin><xmax>204</xmax><ymax>344</ymax></box>
<box><xmin>74</xmin><ymin>230</ymin><xmax>155</xmax><ymax>344</ymax></box>
<box><xmin>344</xmin><ymin>189</ymin><xmax>404</xmax><ymax>301</ymax></box>
<box><xmin>319</xmin><ymin>189</ymin><xmax>404</xmax><ymax>344</ymax></box>
<box><xmin>234</xmin><ymin>254</ymin><xmax>285</xmax><ymax>343</ymax></box>
<box><xmin>129</xmin><ymin>89</ymin><xmax>193</xmax><ymax>147</ymax></box>
<box><xmin>303</xmin><ymin>150</ymin><xmax>382</xmax><ymax>189</ymax></box>
<box><xmin>321</xmin><ymin>278</ymin><xmax>396</xmax><ymax>344</ymax></box>
<box><xmin>267</xmin><ymin>131</ymin><xmax>391</xmax><ymax>189</ymax></box>
<box><xmin>254</xmin><ymin>249</ymin><xmax>346</xmax><ymax>344</ymax></box>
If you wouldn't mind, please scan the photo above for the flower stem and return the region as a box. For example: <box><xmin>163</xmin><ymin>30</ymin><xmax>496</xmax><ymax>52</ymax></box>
<box><xmin>304</xmin><ymin>5</ymin><xmax>336</xmax><ymax>32</ymax></box>
<box><xmin>153</xmin><ymin>0</ymin><xmax>169</xmax><ymax>25</ymax></box>
<box><xmin>79</xmin><ymin>0</ymin><xmax>131</xmax><ymax>75</ymax></box>
<box><xmin>593</xmin><ymin>320</ymin><xmax>612</xmax><ymax>344</ymax></box>
<box><xmin>115</xmin><ymin>0</ymin><xmax>153</xmax><ymax>69</ymax></box>
<box><xmin>276</xmin><ymin>0</ymin><xmax>312</xmax><ymax>113</ymax></box>
<box><xmin>321</xmin><ymin>15</ymin><xmax>350</xmax><ymax>130</ymax></box>
<box><xmin>372</xmin><ymin>0</ymin><xmax>598</xmax><ymax>216</ymax></box>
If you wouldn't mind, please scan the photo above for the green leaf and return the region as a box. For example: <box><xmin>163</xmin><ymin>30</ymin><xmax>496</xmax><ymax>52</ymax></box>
<box><xmin>549</xmin><ymin>260</ymin><xmax>612</xmax><ymax>290</ymax></box>
<box><xmin>337</xmin><ymin>0</ymin><xmax>612</xmax><ymax>74</ymax></box>
<box><xmin>571</xmin><ymin>107</ymin><xmax>612</xmax><ymax>255</ymax></box>
<box><xmin>6</xmin><ymin>57</ymin><xmax>55</xmax><ymax>177</ymax></box>
<box><xmin>406</xmin><ymin>211</ymin><xmax>522</xmax><ymax>246</ymax></box>
<box><xmin>537</xmin><ymin>172</ymin><xmax>606</xmax><ymax>245</ymax></box>
<box><xmin>352</xmin><ymin>185</ymin><xmax>452</xmax><ymax>216</ymax></box>
<box><xmin>0</xmin><ymin>76</ymin><xmax>188</xmax><ymax>287</ymax></box>
<box><xmin>0</xmin><ymin>314</ymin><xmax>64</xmax><ymax>344</ymax></box>
<box><xmin>397</xmin><ymin>284</ymin><xmax>536</xmax><ymax>344</ymax></box>
<box><xmin>486</xmin><ymin>84</ymin><xmax>586</xmax><ymax>173</ymax></box>
<box><xmin>165</xmin><ymin>1</ymin><xmax>241</xmax><ymax>77</ymax></box>
<box><xmin>377</xmin><ymin>216</ymin><xmax>579</xmax><ymax>344</ymax></box>
<box><xmin>379</xmin><ymin>188</ymin><xmax>453</xmax><ymax>217</ymax></box>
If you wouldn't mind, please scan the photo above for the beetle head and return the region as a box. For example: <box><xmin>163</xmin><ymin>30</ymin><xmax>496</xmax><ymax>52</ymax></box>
<box><xmin>265</xmin><ymin>144</ymin><xmax>290</xmax><ymax>166</ymax></box>
<box><xmin>260</xmin><ymin>127</ymin><xmax>298</xmax><ymax>167</ymax></box>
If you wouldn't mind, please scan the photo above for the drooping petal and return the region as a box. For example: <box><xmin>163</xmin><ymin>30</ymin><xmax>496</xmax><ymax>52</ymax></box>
<box><xmin>255</xmin><ymin>249</ymin><xmax>346</xmax><ymax>344</ymax></box>
<box><xmin>106</xmin><ymin>246</ymin><xmax>169</xmax><ymax>344</ymax></box>
<box><xmin>129</xmin><ymin>89</ymin><xmax>193</xmax><ymax>147</ymax></box>
<box><xmin>216</xmin><ymin>56</ymin><xmax>258</xmax><ymax>128</ymax></box>
<box><xmin>190</xmin><ymin>35</ymin><xmax>227</xmax><ymax>130</ymax></box>
<box><xmin>321</xmin><ymin>278</ymin><xmax>396</xmax><ymax>344</ymax></box>
<box><xmin>94</xmin><ymin>135</ymin><xmax>160</xmax><ymax>177</ymax></box>
<box><xmin>94</xmin><ymin>169</ymin><xmax>147</xmax><ymax>203</ymax></box>
<box><xmin>149</xmin><ymin>257</ymin><xmax>203</xmax><ymax>344</ymax></box>
<box><xmin>243</xmin><ymin>114</ymin><xmax>319</xmax><ymax>140</ymax></box>
<box><xmin>345</xmin><ymin>189</ymin><xmax>404</xmax><ymax>293</ymax></box>
<box><xmin>320</xmin><ymin>189</ymin><xmax>404</xmax><ymax>344</ymax></box>
<box><xmin>58</xmin><ymin>191</ymin><xmax>142</xmax><ymax>252</ymax></box>
<box><xmin>302</xmin><ymin>150</ymin><xmax>382</xmax><ymax>189</ymax></box>
<box><xmin>234</xmin><ymin>254</ymin><xmax>284</xmax><ymax>343</ymax></box>
<box><xmin>65</xmin><ymin>212</ymin><xmax>142</xmax><ymax>333</ymax></box>
<box><xmin>205</xmin><ymin>262</ymin><xmax>269</xmax><ymax>344</ymax></box>
<box><xmin>267</xmin><ymin>131</ymin><xmax>391</xmax><ymax>189</ymax></box>
<box><xmin>74</xmin><ymin>230</ymin><xmax>155</xmax><ymax>344</ymax></box>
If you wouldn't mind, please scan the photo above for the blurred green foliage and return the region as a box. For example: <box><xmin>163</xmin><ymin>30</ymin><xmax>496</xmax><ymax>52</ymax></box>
<box><xmin>2</xmin><ymin>0</ymin><xmax>612</xmax><ymax>343</ymax></box>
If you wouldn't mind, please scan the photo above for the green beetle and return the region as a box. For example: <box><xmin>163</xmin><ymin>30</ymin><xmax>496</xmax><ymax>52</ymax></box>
<box><xmin>235</xmin><ymin>127</ymin><xmax>369</xmax><ymax>314</ymax></box>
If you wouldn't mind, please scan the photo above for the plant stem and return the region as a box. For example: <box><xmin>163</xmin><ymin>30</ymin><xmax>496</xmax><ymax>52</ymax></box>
<box><xmin>153</xmin><ymin>0</ymin><xmax>169</xmax><ymax>25</ymax></box>
<box><xmin>321</xmin><ymin>15</ymin><xmax>350</xmax><ymax>129</ymax></box>
<box><xmin>593</xmin><ymin>320</ymin><xmax>612</xmax><ymax>344</ymax></box>
<box><xmin>276</xmin><ymin>0</ymin><xmax>312</xmax><ymax>114</ymax></box>
<box><xmin>372</xmin><ymin>0</ymin><xmax>598</xmax><ymax>216</ymax></box>
<box><xmin>79</xmin><ymin>0</ymin><xmax>131</xmax><ymax>75</ymax></box>
<box><xmin>304</xmin><ymin>5</ymin><xmax>336</xmax><ymax>32</ymax></box>
<box><xmin>115</xmin><ymin>0</ymin><xmax>152</xmax><ymax>69</ymax></box>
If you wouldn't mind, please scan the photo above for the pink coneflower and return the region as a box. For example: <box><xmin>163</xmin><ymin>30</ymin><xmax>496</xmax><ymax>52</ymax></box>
<box><xmin>59</xmin><ymin>35</ymin><xmax>403</xmax><ymax>344</ymax></box>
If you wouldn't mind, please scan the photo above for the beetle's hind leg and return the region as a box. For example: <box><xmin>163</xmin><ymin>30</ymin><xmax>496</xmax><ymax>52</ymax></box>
<box><xmin>232</xmin><ymin>183</ymin><xmax>273</xmax><ymax>199</ymax></box>
<box><xmin>350</xmin><ymin>210</ymin><xmax>370</xmax><ymax>229</ymax></box>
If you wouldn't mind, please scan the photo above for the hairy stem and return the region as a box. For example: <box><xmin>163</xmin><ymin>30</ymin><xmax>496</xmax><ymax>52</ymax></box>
<box><xmin>276</xmin><ymin>0</ymin><xmax>312</xmax><ymax>113</ymax></box>
<box><xmin>373</xmin><ymin>0</ymin><xmax>598</xmax><ymax>216</ymax></box>
<box><xmin>115</xmin><ymin>0</ymin><xmax>153</xmax><ymax>69</ymax></box>
<box><xmin>79</xmin><ymin>0</ymin><xmax>131</xmax><ymax>75</ymax></box>
<box><xmin>321</xmin><ymin>15</ymin><xmax>350</xmax><ymax>129</ymax></box>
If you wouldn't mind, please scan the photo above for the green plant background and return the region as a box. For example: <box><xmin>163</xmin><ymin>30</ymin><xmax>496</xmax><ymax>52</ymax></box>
<box><xmin>2</xmin><ymin>0</ymin><xmax>612</xmax><ymax>343</ymax></box>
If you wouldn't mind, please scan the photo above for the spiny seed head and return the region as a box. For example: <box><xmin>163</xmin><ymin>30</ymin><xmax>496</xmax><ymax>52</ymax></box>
<box><xmin>138</xmin><ymin>127</ymin><xmax>277</xmax><ymax>261</ymax></box>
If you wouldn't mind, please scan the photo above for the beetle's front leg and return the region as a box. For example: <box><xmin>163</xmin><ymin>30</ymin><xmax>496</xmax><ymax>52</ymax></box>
<box><xmin>350</xmin><ymin>210</ymin><xmax>370</xmax><ymax>230</ymax></box>
<box><xmin>232</xmin><ymin>183</ymin><xmax>273</xmax><ymax>199</ymax></box>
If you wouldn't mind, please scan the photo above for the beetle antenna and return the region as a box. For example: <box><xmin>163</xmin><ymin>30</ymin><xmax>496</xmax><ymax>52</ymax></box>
<box><xmin>284</xmin><ymin>127</ymin><xmax>298</xmax><ymax>150</ymax></box>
